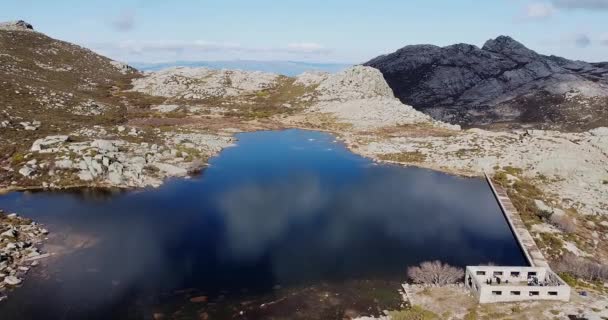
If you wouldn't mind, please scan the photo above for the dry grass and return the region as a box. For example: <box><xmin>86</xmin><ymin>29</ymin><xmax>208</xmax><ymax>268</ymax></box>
<box><xmin>373</xmin><ymin>123</ymin><xmax>458</xmax><ymax>139</ymax></box>
<box><xmin>215</xmin><ymin>77</ymin><xmax>316</xmax><ymax>119</ymax></box>
<box><xmin>390</xmin><ymin>306</ymin><xmax>439</xmax><ymax>320</ymax></box>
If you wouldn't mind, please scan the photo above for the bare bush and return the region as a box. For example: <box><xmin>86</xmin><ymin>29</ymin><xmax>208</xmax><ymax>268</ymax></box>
<box><xmin>550</xmin><ymin>214</ymin><xmax>577</xmax><ymax>233</ymax></box>
<box><xmin>554</xmin><ymin>253</ymin><xmax>608</xmax><ymax>282</ymax></box>
<box><xmin>407</xmin><ymin>261</ymin><xmax>464</xmax><ymax>285</ymax></box>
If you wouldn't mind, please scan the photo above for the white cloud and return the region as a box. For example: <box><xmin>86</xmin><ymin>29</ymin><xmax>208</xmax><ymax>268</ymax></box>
<box><xmin>286</xmin><ymin>42</ymin><xmax>329</xmax><ymax>54</ymax></box>
<box><xmin>108</xmin><ymin>40</ymin><xmax>243</xmax><ymax>54</ymax></box>
<box><xmin>552</xmin><ymin>0</ymin><xmax>608</xmax><ymax>10</ymax></box>
<box><xmin>600</xmin><ymin>34</ymin><xmax>608</xmax><ymax>46</ymax></box>
<box><xmin>87</xmin><ymin>40</ymin><xmax>332</xmax><ymax>63</ymax></box>
<box><xmin>525</xmin><ymin>2</ymin><xmax>556</xmax><ymax>19</ymax></box>
<box><xmin>518</xmin><ymin>0</ymin><xmax>608</xmax><ymax>21</ymax></box>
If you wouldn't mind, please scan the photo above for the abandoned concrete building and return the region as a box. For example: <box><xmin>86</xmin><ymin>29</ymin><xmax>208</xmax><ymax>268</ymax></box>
<box><xmin>465</xmin><ymin>266</ymin><xmax>571</xmax><ymax>304</ymax></box>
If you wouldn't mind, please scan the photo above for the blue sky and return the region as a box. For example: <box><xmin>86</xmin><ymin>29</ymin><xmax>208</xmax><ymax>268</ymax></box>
<box><xmin>2</xmin><ymin>0</ymin><xmax>607</xmax><ymax>63</ymax></box>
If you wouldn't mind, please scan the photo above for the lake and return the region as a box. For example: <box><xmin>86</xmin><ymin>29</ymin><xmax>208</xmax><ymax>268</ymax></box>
<box><xmin>0</xmin><ymin>129</ymin><xmax>527</xmax><ymax>319</ymax></box>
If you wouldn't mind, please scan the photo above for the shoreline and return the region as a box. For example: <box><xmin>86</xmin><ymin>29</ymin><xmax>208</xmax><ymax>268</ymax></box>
<box><xmin>0</xmin><ymin>210</ymin><xmax>49</xmax><ymax>301</ymax></box>
<box><xmin>0</xmin><ymin>127</ymin><xmax>484</xmax><ymax>197</ymax></box>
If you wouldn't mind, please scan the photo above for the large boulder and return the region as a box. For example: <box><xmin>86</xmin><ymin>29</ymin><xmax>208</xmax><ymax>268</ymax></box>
<box><xmin>31</xmin><ymin>135</ymin><xmax>69</xmax><ymax>152</ymax></box>
<box><xmin>0</xmin><ymin>20</ymin><xmax>34</xmax><ymax>31</ymax></box>
<box><xmin>315</xmin><ymin>66</ymin><xmax>395</xmax><ymax>101</ymax></box>
<box><xmin>153</xmin><ymin>163</ymin><xmax>188</xmax><ymax>177</ymax></box>
<box><xmin>4</xmin><ymin>275</ymin><xmax>22</xmax><ymax>286</ymax></box>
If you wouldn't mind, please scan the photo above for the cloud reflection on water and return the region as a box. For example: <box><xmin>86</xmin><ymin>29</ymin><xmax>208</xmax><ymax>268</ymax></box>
<box><xmin>216</xmin><ymin>166</ymin><xmax>522</xmax><ymax>284</ymax></box>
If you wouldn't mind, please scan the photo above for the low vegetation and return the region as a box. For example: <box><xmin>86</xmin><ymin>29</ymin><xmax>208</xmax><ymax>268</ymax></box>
<box><xmin>390</xmin><ymin>306</ymin><xmax>439</xmax><ymax>320</ymax></box>
<box><xmin>555</xmin><ymin>254</ymin><xmax>608</xmax><ymax>284</ymax></box>
<box><xmin>407</xmin><ymin>261</ymin><xmax>464</xmax><ymax>285</ymax></box>
<box><xmin>494</xmin><ymin>171</ymin><xmax>545</xmax><ymax>228</ymax></box>
<box><xmin>550</xmin><ymin>213</ymin><xmax>577</xmax><ymax>233</ymax></box>
<box><xmin>379</xmin><ymin>151</ymin><xmax>426</xmax><ymax>163</ymax></box>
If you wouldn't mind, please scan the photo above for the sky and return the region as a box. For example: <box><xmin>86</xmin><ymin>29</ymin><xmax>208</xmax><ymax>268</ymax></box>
<box><xmin>2</xmin><ymin>0</ymin><xmax>608</xmax><ymax>64</ymax></box>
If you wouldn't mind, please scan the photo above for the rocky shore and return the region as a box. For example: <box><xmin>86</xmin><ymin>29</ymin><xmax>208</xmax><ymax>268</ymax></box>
<box><xmin>0</xmin><ymin>209</ymin><xmax>48</xmax><ymax>302</ymax></box>
<box><xmin>16</xmin><ymin>126</ymin><xmax>235</xmax><ymax>190</ymax></box>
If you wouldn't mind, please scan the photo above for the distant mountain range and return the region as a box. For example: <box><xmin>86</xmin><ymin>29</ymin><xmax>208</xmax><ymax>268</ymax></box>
<box><xmin>365</xmin><ymin>36</ymin><xmax>608</xmax><ymax>130</ymax></box>
<box><xmin>131</xmin><ymin>60</ymin><xmax>351</xmax><ymax>76</ymax></box>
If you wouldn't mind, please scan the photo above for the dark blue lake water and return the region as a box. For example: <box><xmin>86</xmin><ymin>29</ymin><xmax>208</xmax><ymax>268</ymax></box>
<box><xmin>0</xmin><ymin>129</ymin><xmax>526</xmax><ymax>319</ymax></box>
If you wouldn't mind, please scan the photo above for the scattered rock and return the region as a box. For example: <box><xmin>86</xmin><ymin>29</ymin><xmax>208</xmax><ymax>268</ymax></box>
<box><xmin>20</xmin><ymin>121</ymin><xmax>40</xmax><ymax>131</ymax></box>
<box><xmin>18</xmin><ymin>166</ymin><xmax>34</xmax><ymax>178</ymax></box>
<box><xmin>90</xmin><ymin>139</ymin><xmax>118</xmax><ymax>152</ymax></box>
<box><xmin>3</xmin><ymin>276</ymin><xmax>21</xmax><ymax>286</ymax></box>
<box><xmin>534</xmin><ymin>200</ymin><xmax>565</xmax><ymax>217</ymax></box>
<box><xmin>151</xmin><ymin>105</ymin><xmax>180</xmax><ymax>113</ymax></box>
<box><xmin>31</xmin><ymin>135</ymin><xmax>69</xmax><ymax>152</ymax></box>
<box><xmin>0</xmin><ymin>209</ymin><xmax>48</xmax><ymax>297</ymax></box>
<box><xmin>110</xmin><ymin>60</ymin><xmax>135</xmax><ymax>75</ymax></box>
<box><xmin>1</xmin><ymin>228</ymin><xmax>17</xmax><ymax>238</ymax></box>
<box><xmin>54</xmin><ymin>159</ymin><xmax>73</xmax><ymax>169</ymax></box>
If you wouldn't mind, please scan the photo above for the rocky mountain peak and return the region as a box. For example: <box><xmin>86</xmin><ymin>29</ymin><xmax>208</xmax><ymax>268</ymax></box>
<box><xmin>364</xmin><ymin>35</ymin><xmax>608</xmax><ymax>131</ymax></box>
<box><xmin>482</xmin><ymin>35</ymin><xmax>524</xmax><ymax>51</ymax></box>
<box><xmin>482</xmin><ymin>35</ymin><xmax>538</xmax><ymax>62</ymax></box>
<box><xmin>0</xmin><ymin>20</ymin><xmax>34</xmax><ymax>31</ymax></box>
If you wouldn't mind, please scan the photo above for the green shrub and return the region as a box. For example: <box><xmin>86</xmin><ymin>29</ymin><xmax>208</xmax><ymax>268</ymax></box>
<box><xmin>503</xmin><ymin>166</ymin><xmax>523</xmax><ymax>175</ymax></box>
<box><xmin>464</xmin><ymin>308</ymin><xmax>478</xmax><ymax>320</ymax></box>
<box><xmin>11</xmin><ymin>152</ymin><xmax>25</xmax><ymax>165</ymax></box>
<box><xmin>379</xmin><ymin>151</ymin><xmax>426</xmax><ymax>163</ymax></box>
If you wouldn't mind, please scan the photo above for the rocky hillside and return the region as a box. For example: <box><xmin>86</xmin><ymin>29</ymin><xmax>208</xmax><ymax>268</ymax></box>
<box><xmin>364</xmin><ymin>36</ymin><xmax>608</xmax><ymax>131</ymax></box>
<box><xmin>0</xmin><ymin>21</ymin><xmax>137</xmax><ymax>113</ymax></box>
<box><xmin>0</xmin><ymin>21</ymin><xmax>138</xmax><ymax>146</ymax></box>
<box><xmin>291</xmin><ymin>66</ymin><xmax>458</xmax><ymax>131</ymax></box>
<box><xmin>131</xmin><ymin>67</ymin><xmax>279</xmax><ymax>99</ymax></box>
